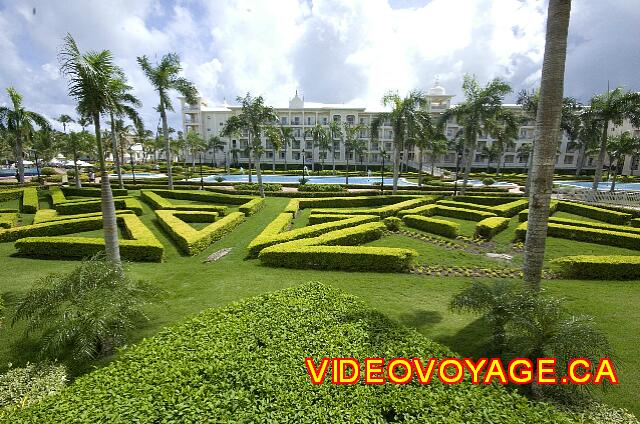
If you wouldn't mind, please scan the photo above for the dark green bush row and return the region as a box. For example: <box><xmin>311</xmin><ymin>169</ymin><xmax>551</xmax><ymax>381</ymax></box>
<box><xmin>62</xmin><ymin>186</ymin><xmax>128</xmax><ymax>197</ymax></box>
<box><xmin>54</xmin><ymin>197</ymin><xmax>143</xmax><ymax>215</ymax></box>
<box><xmin>474</xmin><ymin>217</ymin><xmax>510</xmax><ymax>240</ymax></box>
<box><xmin>0</xmin><ymin>215</ymin><xmax>103</xmax><ymax>242</ymax></box>
<box><xmin>402</xmin><ymin>215</ymin><xmax>459</xmax><ymax>238</ymax></box>
<box><xmin>311</xmin><ymin>197</ymin><xmax>435</xmax><ymax>218</ymax></box>
<box><xmin>518</xmin><ymin>201</ymin><xmax>559</xmax><ymax>222</ymax></box>
<box><xmin>297</xmin><ymin>195</ymin><xmax>424</xmax><ymax>209</ymax></box>
<box><xmin>0</xmin><ymin>212</ymin><xmax>18</xmax><ymax>229</ymax></box>
<box><xmin>14</xmin><ymin>215</ymin><xmax>164</xmax><ymax>262</ymax></box>
<box><xmin>451</xmin><ymin>195</ymin><xmax>520</xmax><ymax>205</ymax></box>
<box><xmin>139</xmin><ymin>190</ymin><xmax>228</xmax><ymax>213</ymax></box>
<box><xmin>0</xmin><ymin>188</ymin><xmax>23</xmax><ymax>202</ymax></box>
<box><xmin>156</xmin><ymin>210</ymin><xmax>244</xmax><ymax>255</ymax></box>
<box><xmin>551</xmin><ymin>255</ymin><xmax>640</xmax><ymax>279</ymax></box>
<box><xmin>149</xmin><ymin>188</ymin><xmax>254</xmax><ymax>205</ymax></box>
<box><xmin>33</xmin><ymin>209</ymin><xmax>135</xmax><ymax>224</ymax></box>
<box><xmin>433</xmin><ymin>204</ymin><xmax>497</xmax><ymax>221</ymax></box>
<box><xmin>436</xmin><ymin>199</ymin><xmax>495</xmax><ymax>212</ymax></box>
<box><xmin>557</xmin><ymin>201</ymin><xmax>632</xmax><ymax>225</ymax></box>
<box><xmin>490</xmin><ymin>199</ymin><xmax>528</xmax><ymax>217</ymax></box>
<box><xmin>515</xmin><ymin>221</ymin><xmax>640</xmax><ymax>250</ymax></box>
<box><xmin>21</xmin><ymin>187</ymin><xmax>39</xmax><ymax>214</ymax></box>
<box><xmin>547</xmin><ymin>216</ymin><xmax>640</xmax><ymax>235</ymax></box>
<box><xmin>234</xmin><ymin>183</ymin><xmax>282</xmax><ymax>192</ymax></box>
<box><xmin>397</xmin><ymin>204</ymin><xmax>438</xmax><ymax>217</ymax></box>
<box><xmin>307</xmin><ymin>214</ymin><xmax>352</xmax><ymax>225</ymax></box>
<box><xmin>238</xmin><ymin>198</ymin><xmax>265</xmax><ymax>216</ymax></box>
<box><xmin>297</xmin><ymin>184</ymin><xmax>344</xmax><ymax>192</ymax></box>
<box><xmin>631</xmin><ymin>218</ymin><xmax>640</xmax><ymax>228</ymax></box>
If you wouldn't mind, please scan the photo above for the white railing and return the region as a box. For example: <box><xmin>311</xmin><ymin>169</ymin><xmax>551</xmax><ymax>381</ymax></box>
<box><xmin>558</xmin><ymin>190</ymin><xmax>640</xmax><ymax>208</ymax></box>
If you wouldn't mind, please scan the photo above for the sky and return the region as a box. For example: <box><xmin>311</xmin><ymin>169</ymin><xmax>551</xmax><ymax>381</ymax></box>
<box><xmin>0</xmin><ymin>0</ymin><xmax>638</xmax><ymax>133</ymax></box>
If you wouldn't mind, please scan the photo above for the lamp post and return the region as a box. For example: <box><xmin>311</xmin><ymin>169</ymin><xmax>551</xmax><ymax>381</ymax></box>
<box><xmin>302</xmin><ymin>148</ymin><xmax>306</xmax><ymax>177</ymax></box>
<box><xmin>454</xmin><ymin>150</ymin><xmax>463</xmax><ymax>196</ymax></box>
<box><xmin>31</xmin><ymin>149</ymin><xmax>41</xmax><ymax>185</ymax></box>
<box><xmin>199</xmin><ymin>152</ymin><xmax>204</xmax><ymax>190</ymax></box>
<box><xmin>128</xmin><ymin>147</ymin><xmax>137</xmax><ymax>186</ymax></box>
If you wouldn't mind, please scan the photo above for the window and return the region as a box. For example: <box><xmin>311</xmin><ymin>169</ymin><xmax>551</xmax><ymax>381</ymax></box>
<box><xmin>307</xmin><ymin>117</ymin><xmax>314</xmax><ymax>125</ymax></box>
<box><xmin>293</xmin><ymin>152</ymin><xmax>301</xmax><ymax>160</ymax></box>
<box><xmin>292</xmin><ymin>141</ymin><xmax>301</xmax><ymax>149</ymax></box>
<box><xmin>322</xmin><ymin>117</ymin><xmax>328</xmax><ymax>124</ymax></box>
<box><xmin>504</xmin><ymin>155</ymin><xmax>514</xmax><ymax>163</ymax></box>
<box><xmin>474</xmin><ymin>154</ymin><xmax>484</xmax><ymax>162</ymax></box>
<box><xmin>359</xmin><ymin>117</ymin><xmax>368</xmax><ymax>124</ymax></box>
<box><xmin>346</xmin><ymin>115</ymin><xmax>355</xmax><ymax>124</ymax></box>
<box><xmin>280</xmin><ymin>117</ymin><xmax>288</xmax><ymax>125</ymax></box>
<box><xmin>587</xmin><ymin>157</ymin><xmax>594</xmax><ymax>166</ymax></box>
<box><xmin>333</xmin><ymin>115</ymin><xmax>341</xmax><ymax>123</ymax></box>
<box><xmin>219</xmin><ymin>122</ymin><xmax>223</xmax><ymax>126</ymax></box>
<box><xmin>207</xmin><ymin>128</ymin><xmax>211</xmax><ymax>132</ymax></box>
<box><xmin>280</xmin><ymin>152</ymin><xmax>286</xmax><ymax>159</ymax></box>
<box><xmin>305</xmin><ymin>141</ymin><xmax>313</xmax><ymax>149</ymax></box>
<box><xmin>563</xmin><ymin>155</ymin><xmax>574</xmax><ymax>165</ymax></box>
<box><xmin>443</xmin><ymin>153</ymin><xmax>455</xmax><ymax>163</ymax></box>
<box><xmin>293</xmin><ymin>117</ymin><xmax>300</xmax><ymax>125</ymax></box>
<box><xmin>334</xmin><ymin>151</ymin><xmax>340</xmax><ymax>160</ymax></box>
<box><xmin>266</xmin><ymin>151</ymin><xmax>274</xmax><ymax>159</ymax></box>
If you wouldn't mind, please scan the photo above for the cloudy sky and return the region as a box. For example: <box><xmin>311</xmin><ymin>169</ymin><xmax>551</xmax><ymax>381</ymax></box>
<box><xmin>0</xmin><ymin>0</ymin><xmax>638</xmax><ymax>132</ymax></box>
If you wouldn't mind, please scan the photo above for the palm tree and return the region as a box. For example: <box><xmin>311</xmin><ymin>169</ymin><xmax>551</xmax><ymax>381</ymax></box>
<box><xmin>306</xmin><ymin>124</ymin><xmax>327</xmax><ymax>173</ymax></box>
<box><xmin>589</xmin><ymin>87</ymin><xmax>640</xmax><ymax>190</ymax></box>
<box><xmin>606</xmin><ymin>131</ymin><xmax>640</xmax><ymax>191</ymax></box>
<box><xmin>523</xmin><ymin>0</ymin><xmax>572</xmax><ymax>290</ymax></box>
<box><xmin>343</xmin><ymin>123</ymin><xmax>365</xmax><ymax>185</ymax></box>
<box><xmin>137</xmin><ymin>53</ymin><xmax>198</xmax><ymax>189</ymax></box>
<box><xmin>221</xmin><ymin>93</ymin><xmax>277</xmax><ymax>198</ymax></box>
<box><xmin>134</xmin><ymin>124</ymin><xmax>153</xmax><ymax>164</ymax></box>
<box><xmin>185</xmin><ymin>131</ymin><xmax>206</xmax><ymax>167</ymax></box>
<box><xmin>58</xmin><ymin>34</ymin><xmax>122</xmax><ymax>266</ymax></box>
<box><xmin>317</xmin><ymin>125</ymin><xmax>332</xmax><ymax>172</ymax></box>
<box><xmin>371</xmin><ymin>91</ymin><xmax>427</xmax><ymax>194</ymax></box>
<box><xmin>0</xmin><ymin>88</ymin><xmax>51</xmax><ymax>184</ymax></box>
<box><xmin>439</xmin><ymin>76</ymin><xmax>512</xmax><ymax>194</ymax></box>
<box><xmin>575</xmin><ymin>109</ymin><xmax>601</xmax><ymax>176</ymax></box>
<box><xmin>328</xmin><ymin>120</ymin><xmax>342</xmax><ymax>175</ymax></box>
<box><xmin>106</xmin><ymin>75</ymin><xmax>142</xmax><ymax>189</ymax></box>
<box><xmin>57</xmin><ymin>114</ymin><xmax>78</xmax><ymax>184</ymax></box>
<box><xmin>60</xmin><ymin>131</ymin><xmax>94</xmax><ymax>188</ymax></box>
<box><xmin>207</xmin><ymin>135</ymin><xmax>225</xmax><ymax>167</ymax></box>
<box><xmin>484</xmin><ymin>109</ymin><xmax>519</xmax><ymax>176</ymax></box>
<box><xmin>481</xmin><ymin>144</ymin><xmax>502</xmax><ymax>174</ymax></box>
<box><xmin>279</xmin><ymin>125</ymin><xmax>295</xmax><ymax>172</ymax></box>
<box><xmin>111</xmin><ymin>118</ymin><xmax>136</xmax><ymax>183</ymax></box>
<box><xmin>265</xmin><ymin>126</ymin><xmax>283</xmax><ymax>173</ymax></box>
<box><xmin>411</xmin><ymin>111</ymin><xmax>444</xmax><ymax>185</ymax></box>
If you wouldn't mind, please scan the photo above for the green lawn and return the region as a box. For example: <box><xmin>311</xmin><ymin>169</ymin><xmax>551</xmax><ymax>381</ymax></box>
<box><xmin>0</xmin><ymin>193</ymin><xmax>639</xmax><ymax>416</ymax></box>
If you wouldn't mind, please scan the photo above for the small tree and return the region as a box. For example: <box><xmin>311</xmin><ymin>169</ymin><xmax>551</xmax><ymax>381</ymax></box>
<box><xmin>207</xmin><ymin>135</ymin><xmax>225</xmax><ymax>167</ymax></box>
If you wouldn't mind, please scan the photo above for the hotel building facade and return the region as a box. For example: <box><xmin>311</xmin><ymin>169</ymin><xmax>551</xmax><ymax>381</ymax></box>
<box><xmin>180</xmin><ymin>83</ymin><xmax>640</xmax><ymax>176</ymax></box>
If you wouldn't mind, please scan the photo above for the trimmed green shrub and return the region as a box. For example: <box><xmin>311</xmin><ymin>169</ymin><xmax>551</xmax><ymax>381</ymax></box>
<box><xmin>247</xmin><ymin>215</ymin><xmax>379</xmax><ymax>257</ymax></box>
<box><xmin>0</xmin><ymin>188</ymin><xmax>24</xmax><ymax>202</ymax></box>
<box><xmin>434</xmin><ymin>204</ymin><xmax>498</xmax><ymax>221</ymax></box>
<box><xmin>33</xmin><ymin>209</ymin><xmax>135</xmax><ymax>225</ymax></box>
<box><xmin>21</xmin><ymin>187</ymin><xmax>39</xmax><ymax>213</ymax></box>
<box><xmin>284</xmin><ymin>199</ymin><xmax>299</xmax><ymax>214</ymax></box>
<box><xmin>14</xmin><ymin>215</ymin><xmax>164</xmax><ymax>262</ymax></box>
<box><xmin>148</xmin><ymin>188</ymin><xmax>254</xmax><ymax>205</ymax></box>
<box><xmin>0</xmin><ymin>363</ymin><xmax>67</xmax><ymax>416</ymax></box>
<box><xmin>551</xmin><ymin>255</ymin><xmax>640</xmax><ymax>280</ymax></box>
<box><xmin>235</xmin><ymin>183</ymin><xmax>282</xmax><ymax>192</ymax></box>
<box><xmin>402</xmin><ymin>215</ymin><xmax>460</xmax><ymax>238</ymax></box>
<box><xmin>515</xmin><ymin>221</ymin><xmax>640</xmax><ymax>250</ymax></box>
<box><xmin>9</xmin><ymin>283</ymin><xmax>574</xmax><ymax>422</ymax></box>
<box><xmin>557</xmin><ymin>201</ymin><xmax>631</xmax><ymax>225</ymax></box>
<box><xmin>40</xmin><ymin>167</ymin><xmax>57</xmax><ymax>176</ymax></box>
<box><xmin>547</xmin><ymin>216</ymin><xmax>640</xmax><ymax>235</ymax></box>
<box><xmin>0</xmin><ymin>215</ymin><xmax>103</xmax><ymax>242</ymax></box>
<box><xmin>156</xmin><ymin>210</ymin><xmax>244</xmax><ymax>255</ymax></box>
<box><xmin>397</xmin><ymin>203</ymin><xmax>438</xmax><ymax>217</ymax></box>
<box><xmin>451</xmin><ymin>195</ymin><xmax>519</xmax><ymax>205</ymax></box>
<box><xmin>630</xmin><ymin>218</ymin><xmax>640</xmax><ymax>228</ymax></box>
<box><xmin>383</xmin><ymin>216</ymin><xmax>401</xmax><ymax>231</ymax></box>
<box><xmin>0</xmin><ymin>212</ymin><xmax>18</xmax><ymax>229</ymax></box>
<box><xmin>518</xmin><ymin>201</ymin><xmax>559</xmax><ymax>222</ymax></box>
<box><xmin>297</xmin><ymin>195</ymin><xmax>423</xmax><ymax>209</ymax></box>
<box><xmin>32</xmin><ymin>209</ymin><xmax>58</xmax><ymax>224</ymax></box>
<box><xmin>139</xmin><ymin>190</ymin><xmax>227</xmax><ymax>213</ymax></box>
<box><xmin>436</xmin><ymin>199</ymin><xmax>495</xmax><ymax>213</ymax></box>
<box><xmin>311</xmin><ymin>197</ymin><xmax>435</xmax><ymax>218</ymax></box>
<box><xmin>475</xmin><ymin>217</ymin><xmax>510</xmax><ymax>240</ymax></box>
<box><xmin>490</xmin><ymin>199</ymin><xmax>528</xmax><ymax>217</ymax></box>
<box><xmin>482</xmin><ymin>177</ymin><xmax>495</xmax><ymax>186</ymax></box>
<box><xmin>297</xmin><ymin>184</ymin><xmax>344</xmax><ymax>192</ymax></box>
<box><xmin>54</xmin><ymin>196</ymin><xmax>143</xmax><ymax>215</ymax></box>
<box><xmin>61</xmin><ymin>186</ymin><xmax>128</xmax><ymax>197</ymax></box>
<box><xmin>238</xmin><ymin>198</ymin><xmax>265</xmax><ymax>216</ymax></box>
<box><xmin>307</xmin><ymin>213</ymin><xmax>355</xmax><ymax>225</ymax></box>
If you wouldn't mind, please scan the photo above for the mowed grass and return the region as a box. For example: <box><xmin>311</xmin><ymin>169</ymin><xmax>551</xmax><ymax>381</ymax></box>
<box><xmin>0</xmin><ymin>193</ymin><xmax>638</xmax><ymax>415</ymax></box>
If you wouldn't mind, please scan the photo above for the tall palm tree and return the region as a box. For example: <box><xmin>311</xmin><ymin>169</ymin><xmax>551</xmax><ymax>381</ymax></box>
<box><xmin>410</xmin><ymin>111</ymin><xmax>444</xmax><ymax>185</ymax></box>
<box><xmin>61</xmin><ymin>131</ymin><xmax>94</xmax><ymax>188</ymax></box>
<box><xmin>306</xmin><ymin>123</ymin><xmax>327</xmax><ymax>173</ymax></box>
<box><xmin>372</xmin><ymin>91</ymin><xmax>428</xmax><ymax>194</ymax></box>
<box><xmin>137</xmin><ymin>53</ymin><xmax>198</xmax><ymax>189</ymax></box>
<box><xmin>134</xmin><ymin>124</ymin><xmax>153</xmax><ymax>164</ymax></box>
<box><xmin>0</xmin><ymin>88</ymin><xmax>51</xmax><ymax>183</ymax></box>
<box><xmin>317</xmin><ymin>125</ymin><xmax>332</xmax><ymax>172</ymax></box>
<box><xmin>185</xmin><ymin>131</ymin><xmax>206</xmax><ymax>167</ymax></box>
<box><xmin>265</xmin><ymin>126</ymin><xmax>283</xmax><ymax>173</ymax></box>
<box><xmin>439</xmin><ymin>76</ymin><xmax>512</xmax><ymax>194</ymax></box>
<box><xmin>56</xmin><ymin>114</ymin><xmax>77</xmax><ymax>184</ymax></box>
<box><xmin>57</xmin><ymin>114</ymin><xmax>74</xmax><ymax>134</ymax></box>
<box><xmin>207</xmin><ymin>135</ymin><xmax>225</xmax><ymax>167</ymax></box>
<box><xmin>328</xmin><ymin>120</ymin><xmax>342</xmax><ymax>175</ymax></box>
<box><xmin>221</xmin><ymin>93</ymin><xmax>277</xmax><ymax>198</ymax></box>
<box><xmin>523</xmin><ymin>0</ymin><xmax>572</xmax><ymax>290</ymax></box>
<box><xmin>484</xmin><ymin>109</ymin><xmax>519</xmax><ymax>175</ymax></box>
<box><xmin>343</xmin><ymin>123</ymin><xmax>365</xmax><ymax>184</ymax></box>
<box><xmin>606</xmin><ymin>131</ymin><xmax>640</xmax><ymax>191</ymax></box>
<box><xmin>58</xmin><ymin>34</ymin><xmax>122</xmax><ymax>266</ymax></box>
<box><xmin>575</xmin><ymin>109</ymin><xmax>601</xmax><ymax>176</ymax></box>
<box><xmin>107</xmin><ymin>76</ymin><xmax>142</xmax><ymax>189</ymax></box>
<box><xmin>279</xmin><ymin>125</ymin><xmax>295</xmax><ymax>172</ymax></box>
<box><xmin>589</xmin><ymin>87</ymin><xmax>640</xmax><ymax>190</ymax></box>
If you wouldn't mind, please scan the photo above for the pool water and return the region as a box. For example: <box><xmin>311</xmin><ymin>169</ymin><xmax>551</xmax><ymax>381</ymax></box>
<box><xmin>109</xmin><ymin>173</ymin><xmax>167</xmax><ymax>179</ymax></box>
<box><xmin>556</xmin><ymin>181</ymin><xmax>640</xmax><ymax>191</ymax></box>
<box><xmin>451</xmin><ymin>179</ymin><xmax>518</xmax><ymax>188</ymax></box>
<box><xmin>191</xmin><ymin>174</ymin><xmax>417</xmax><ymax>186</ymax></box>
<box><xmin>0</xmin><ymin>169</ymin><xmax>40</xmax><ymax>176</ymax></box>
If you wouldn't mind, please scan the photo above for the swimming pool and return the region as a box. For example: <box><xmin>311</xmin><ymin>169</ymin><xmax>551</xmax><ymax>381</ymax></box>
<box><xmin>190</xmin><ymin>174</ymin><xmax>418</xmax><ymax>186</ymax></box>
<box><xmin>556</xmin><ymin>180</ymin><xmax>640</xmax><ymax>191</ymax></box>
<box><xmin>109</xmin><ymin>173</ymin><xmax>167</xmax><ymax>179</ymax></box>
<box><xmin>0</xmin><ymin>168</ymin><xmax>40</xmax><ymax>177</ymax></box>
<box><xmin>450</xmin><ymin>179</ymin><xmax>518</xmax><ymax>188</ymax></box>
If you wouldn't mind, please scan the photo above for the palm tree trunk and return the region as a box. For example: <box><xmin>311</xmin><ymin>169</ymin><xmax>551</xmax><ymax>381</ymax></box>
<box><xmin>418</xmin><ymin>148</ymin><xmax>424</xmax><ymax>187</ymax></box>
<box><xmin>392</xmin><ymin>140</ymin><xmax>400</xmax><ymax>194</ymax></box>
<box><xmin>524</xmin><ymin>150</ymin><xmax>534</xmax><ymax>195</ymax></box>
<box><xmin>346</xmin><ymin>154</ymin><xmax>349</xmax><ymax>185</ymax></box>
<box><xmin>16</xmin><ymin>133</ymin><xmax>24</xmax><ymax>184</ymax></box>
<box><xmin>575</xmin><ymin>143</ymin><xmax>586</xmax><ymax>176</ymax></box>
<box><xmin>213</xmin><ymin>150</ymin><xmax>217</xmax><ymax>167</ymax></box>
<box><xmin>332</xmin><ymin>145</ymin><xmax>336</xmax><ymax>175</ymax></box>
<box><xmin>73</xmin><ymin>145</ymin><xmax>82</xmax><ymax>189</ymax></box>
<box><xmin>109</xmin><ymin>115</ymin><xmax>124</xmax><ymax>190</ymax></box>
<box><xmin>523</xmin><ymin>0</ymin><xmax>571</xmax><ymax>290</ymax></box>
<box><xmin>610</xmin><ymin>159</ymin><xmax>619</xmax><ymax>192</ymax></box>
<box><xmin>321</xmin><ymin>149</ymin><xmax>325</xmax><ymax>171</ymax></box>
<box><xmin>272</xmin><ymin>150</ymin><xmax>276</xmax><ymax>173</ymax></box>
<box><xmin>284</xmin><ymin>144</ymin><xmax>288</xmax><ymax>171</ymax></box>
<box><xmin>460</xmin><ymin>140</ymin><xmax>474</xmax><ymax>195</ymax></box>
<box><xmin>159</xmin><ymin>100</ymin><xmax>173</xmax><ymax>190</ymax></box>
<box><xmin>255</xmin><ymin>151</ymin><xmax>265</xmax><ymax>198</ymax></box>
<box><xmin>592</xmin><ymin>121</ymin><xmax>609</xmax><ymax>190</ymax></box>
<box><xmin>93</xmin><ymin>114</ymin><xmax>121</xmax><ymax>269</ymax></box>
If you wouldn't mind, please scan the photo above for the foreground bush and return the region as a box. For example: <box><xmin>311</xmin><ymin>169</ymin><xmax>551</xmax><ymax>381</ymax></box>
<box><xmin>297</xmin><ymin>184</ymin><xmax>344</xmax><ymax>192</ymax></box>
<box><xmin>14</xmin><ymin>283</ymin><xmax>574</xmax><ymax>423</ymax></box>
<box><xmin>12</xmin><ymin>255</ymin><xmax>160</xmax><ymax>362</ymax></box>
<box><xmin>551</xmin><ymin>255</ymin><xmax>640</xmax><ymax>280</ymax></box>
<box><xmin>0</xmin><ymin>363</ymin><xmax>67</xmax><ymax>417</ymax></box>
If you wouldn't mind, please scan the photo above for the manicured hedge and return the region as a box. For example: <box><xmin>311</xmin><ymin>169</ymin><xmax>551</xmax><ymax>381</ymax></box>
<box><xmin>62</xmin><ymin>186</ymin><xmax>128</xmax><ymax>197</ymax></box>
<box><xmin>311</xmin><ymin>197</ymin><xmax>435</xmax><ymax>218</ymax></box>
<box><xmin>238</xmin><ymin>198</ymin><xmax>265</xmax><ymax>216</ymax></box>
<box><xmin>12</xmin><ymin>282</ymin><xmax>573</xmax><ymax>422</ymax></box>
<box><xmin>0</xmin><ymin>215</ymin><xmax>103</xmax><ymax>242</ymax></box>
<box><xmin>54</xmin><ymin>197</ymin><xmax>143</xmax><ymax>215</ymax></box>
<box><xmin>247</xmin><ymin>215</ymin><xmax>379</xmax><ymax>257</ymax></box>
<box><xmin>21</xmin><ymin>187</ymin><xmax>39</xmax><ymax>213</ymax></box>
<box><xmin>518</xmin><ymin>201</ymin><xmax>558</xmax><ymax>222</ymax></box>
<box><xmin>515</xmin><ymin>221</ymin><xmax>640</xmax><ymax>250</ymax></box>
<box><xmin>0</xmin><ymin>188</ymin><xmax>24</xmax><ymax>202</ymax></box>
<box><xmin>433</xmin><ymin>204</ymin><xmax>497</xmax><ymax>221</ymax></box>
<box><xmin>630</xmin><ymin>218</ymin><xmax>640</xmax><ymax>228</ymax></box>
<box><xmin>14</xmin><ymin>215</ymin><xmax>164</xmax><ymax>262</ymax></box>
<box><xmin>139</xmin><ymin>190</ymin><xmax>229</xmax><ymax>213</ymax></box>
<box><xmin>450</xmin><ymin>196</ymin><xmax>517</xmax><ymax>206</ymax></box>
<box><xmin>0</xmin><ymin>212</ymin><xmax>18</xmax><ymax>229</ymax></box>
<box><xmin>397</xmin><ymin>204</ymin><xmax>438</xmax><ymax>217</ymax></box>
<box><xmin>156</xmin><ymin>210</ymin><xmax>244</xmax><ymax>255</ymax></box>
<box><xmin>148</xmin><ymin>188</ymin><xmax>254</xmax><ymax>205</ymax></box>
<box><xmin>297</xmin><ymin>195</ymin><xmax>422</xmax><ymax>209</ymax></box>
<box><xmin>475</xmin><ymin>217</ymin><xmax>510</xmax><ymax>240</ymax></box>
<box><xmin>551</xmin><ymin>255</ymin><xmax>640</xmax><ymax>280</ymax></box>
<box><xmin>490</xmin><ymin>199</ymin><xmax>528</xmax><ymax>217</ymax></box>
<box><xmin>284</xmin><ymin>199</ymin><xmax>299</xmax><ymax>214</ymax></box>
<box><xmin>557</xmin><ymin>201</ymin><xmax>632</xmax><ymax>225</ymax></box>
<box><xmin>402</xmin><ymin>215</ymin><xmax>459</xmax><ymax>238</ymax></box>
<box><xmin>436</xmin><ymin>200</ymin><xmax>495</xmax><ymax>213</ymax></box>
<box><xmin>307</xmin><ymin>213</ymin><xmax>356</xmax><ymax>225</ymax></box>
<box><xmin>547</xmin><ymin>216</ymin><xmax>640</xmax><ymax>235</ymax></box>
<box><xmin>34</xmin><ymin>209</ymin><xmax>136</xmax><ymax>225</ymax></box>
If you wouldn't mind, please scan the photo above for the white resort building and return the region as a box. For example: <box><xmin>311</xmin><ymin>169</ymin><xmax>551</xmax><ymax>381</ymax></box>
<box><xmin>180</xmin><ymin>83</ymin><xmax>640</xmax><ymax>176</ymax></box>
